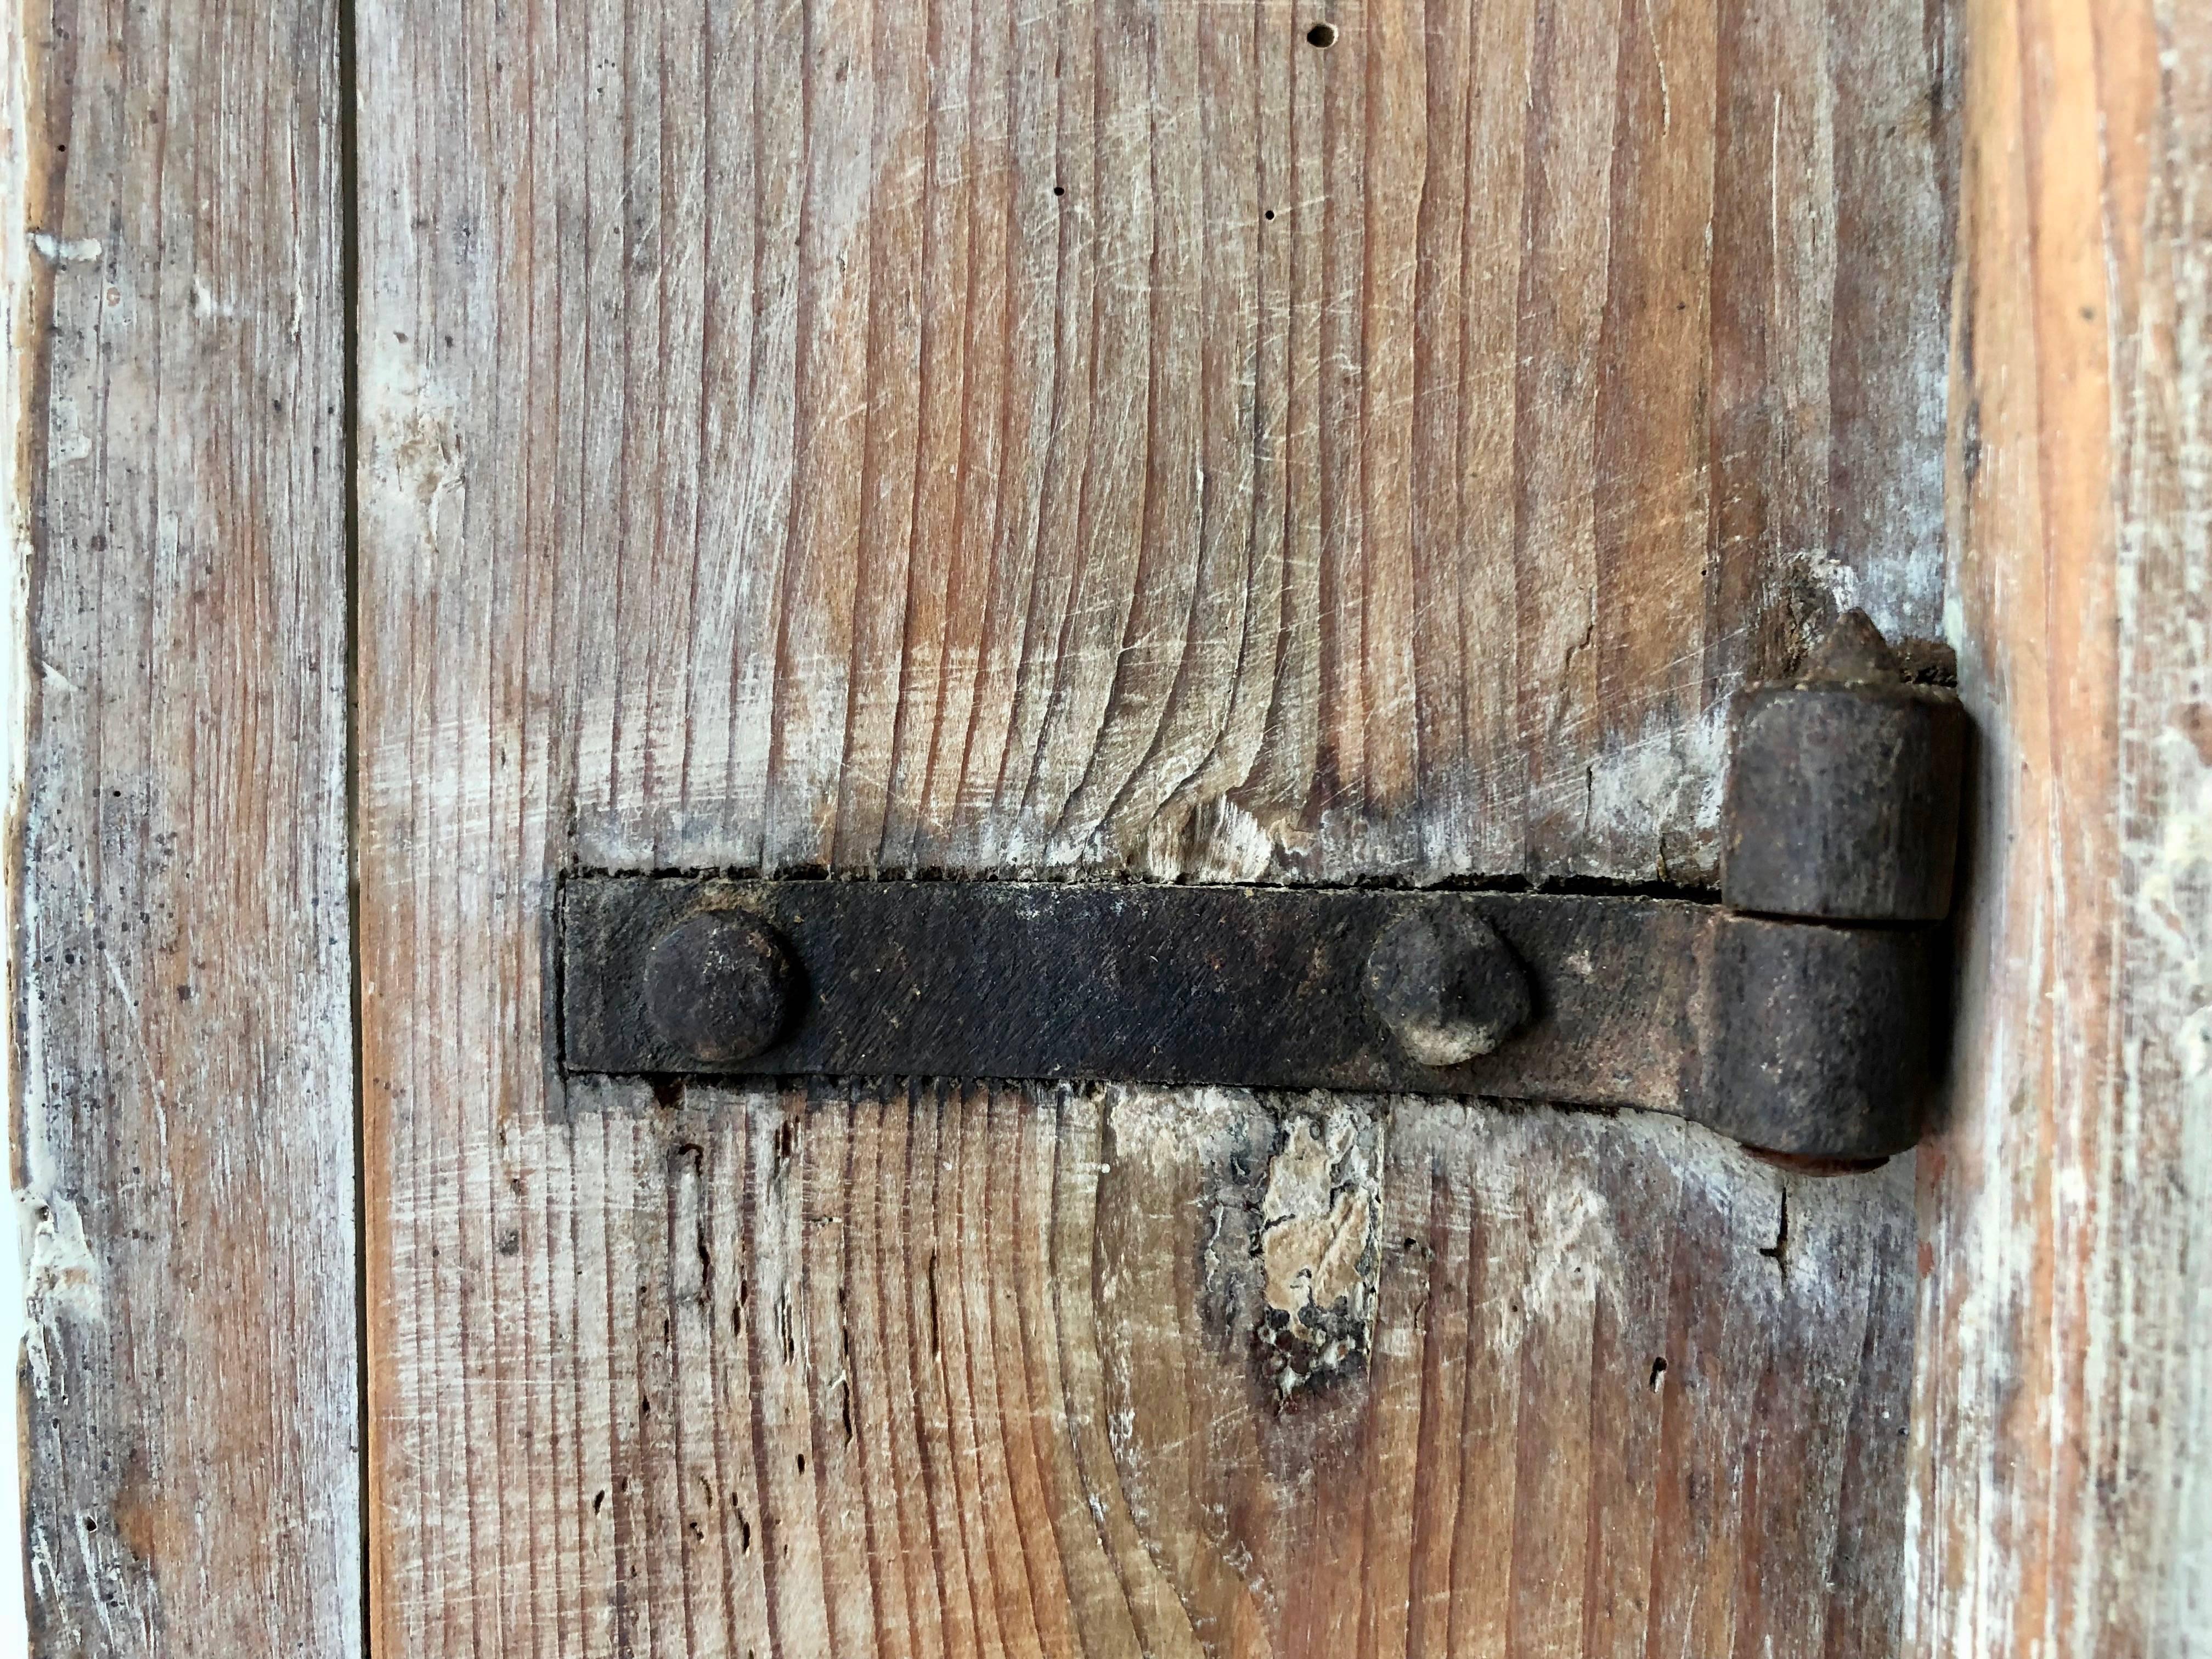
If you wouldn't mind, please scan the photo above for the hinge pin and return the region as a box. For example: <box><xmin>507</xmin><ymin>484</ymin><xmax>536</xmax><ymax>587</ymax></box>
<box><xmin>1723</xmin><ymin>610</ymin><xmax>1967</xmax><ymax>923</ymax></box>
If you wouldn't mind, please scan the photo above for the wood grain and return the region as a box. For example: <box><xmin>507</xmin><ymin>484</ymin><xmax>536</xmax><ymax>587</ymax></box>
<box><xmin>354</xmin><ymin>0</ymin><xmax>1953</xmax><ymax>895</ymax></box>
<box><xmin>6</xmin><ymin>0</ymin><xmax>359</xmax><ymax>1652</ymax></box>
<box><xmin>1909</xmin><ymin>0</ymin><xmax>2212</xmax><ymax>1650</ymax></box>
<box><xmin>371</xmin><ymin>1083</ymin><xmax>1914</xmax><ymax>1656</ymax></box>
<box><xmin>352</xmin><ymin>0</ymin><xmax>1955</xmax><ymax>1649</ymax></box>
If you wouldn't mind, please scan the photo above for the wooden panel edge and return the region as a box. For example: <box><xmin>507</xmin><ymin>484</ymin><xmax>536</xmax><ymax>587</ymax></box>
<box><xmin>1912</xmin><ymin>0</ymin><xmax>2211</xmax><ymax>1650</ymax></box>
<box><xmin>3</xmin><ymin>0</ymin><xmax>37</xmax><ymax>1647</ymax></box>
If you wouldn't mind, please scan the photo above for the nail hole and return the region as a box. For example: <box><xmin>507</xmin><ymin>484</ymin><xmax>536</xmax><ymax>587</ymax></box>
<box><xmin>1263</xmin><ymin>209</ymin><xmax>1276</xmax><ymax>221</ymax></box>
<box><xmin>1306</xmin><ymin>21</ymin><xmax>1337</xmax><ymax>47</ymax></box>
<box><xmin>1053</xmin><ymin>185</ymin><xmax>1065</xmax><ymax>197</ymax></box>
<box><xmin>1649</xmin><ymin>1356</ymin><xmax>1668</xmax><ymax>1390</ymax></box>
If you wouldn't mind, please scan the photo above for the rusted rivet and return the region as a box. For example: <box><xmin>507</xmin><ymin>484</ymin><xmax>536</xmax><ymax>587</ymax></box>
<box><xmin>1363</xmin><ymin>909</ymin><xmax>1532</xmax><ymax>1067</ymax></box>
<box><xmin>642</xmin><ymin>909</ymin><xmax>797</xmax><ymax>1063</ymax></box>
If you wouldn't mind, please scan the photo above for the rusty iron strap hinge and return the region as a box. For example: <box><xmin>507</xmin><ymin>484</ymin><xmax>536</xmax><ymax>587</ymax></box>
<box><xmin>557</xmin><ymin>613</ymin><xmax>1966</xmax><ymax>1162</ymax></box>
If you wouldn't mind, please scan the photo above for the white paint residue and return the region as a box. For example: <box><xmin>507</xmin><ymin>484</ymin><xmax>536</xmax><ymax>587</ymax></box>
<box><xmin>45</xmin><ymin>394</ymin><xmax>89</xmax><ymax>465</ymax></box>
<box><xmin>2129</xmin><ymin>692</ymin><xmax>2212</xmax><ymax>1657</ymax></box>
<box><xmin>2170</xmin><ymin>915</ymin><xmax>2212</xmax><ymax>1654</ymax></box>
<box><xmin>21</xmin><ymin>1192</ymin><xmax>101</xmax><ymax>1397</ymax></box>
<box><xmin>1793</xmin><ymin>548</ymin><xmax>1945</xmax><ymax>650</ymax></box>
<box><xmin>26</xmin><ymin>230</ymin><xmax>100</xmax><ymax>266</ymax></box>
<box><xmin>1581</xmin><ymin>698</ymin><xmax>1730</xmax><ymax>879</ymax></box>
<box><xmin>1389</xmin><ymin>1097</ymin><xmax>1832</xmax><ymax>1342</ymax></box>
<box><xmin>359</xmin><ymin>356</ymin><xmax>465</xmax><ymax>555</ymax></box>
<box><xmin>1144</xmin><ymin>794</ymin><xmax>1289</xmax><ymax>884</ymax></box>
<box><xmin>1105</xmin><ymin>1085</ymin><xmax>1254</xmax><ymax>1179</ymax></box>
<box><xmin>1799</xmin><ymin>552</ymin><xmax>1863</xmax><ymax>616</ymax></box>
<box><xmin>1257</xmin><ymin>1112</ymin><xmax>1379</xmax><ymax>1346</ymax></box>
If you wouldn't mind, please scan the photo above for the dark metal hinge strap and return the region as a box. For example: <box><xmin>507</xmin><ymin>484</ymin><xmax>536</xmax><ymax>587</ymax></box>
<box><xmin>556</xmin><ymin>613</ymin><xmax>1967</xmax><ymax>1163</ymax></box>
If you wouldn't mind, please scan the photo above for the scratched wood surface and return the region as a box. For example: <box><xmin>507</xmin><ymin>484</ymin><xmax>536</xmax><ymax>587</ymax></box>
<box><xmin>353</xmin><ymin>0</ymin><xmax>1953</xmax><ymax>1651</ymax></box>
<box><xmin>1908</xmin><ymin>0</ymin><xmax>2212</xmax><ymax>1651</ymax></box>
<box><xmin>6</xmin><ymin>0</ymin><xmax>360</xmax><ymax>1652</ymax></box>
<box><xmin>369</xmin><ymin>1084</ymin><xmax>1914</xmax><ymax>1657</ymax></box>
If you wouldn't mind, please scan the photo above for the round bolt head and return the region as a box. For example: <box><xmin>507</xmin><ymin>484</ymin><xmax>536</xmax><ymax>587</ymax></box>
<box><xmin>644</xmin><ymin>908</ymin><xmax>797</xmax><ymax>1063</ymax></box>
<box><xmin>1364</xmin><ymin>909</ymin><xmax>1533</xmax><ymax>1068</ymax></box>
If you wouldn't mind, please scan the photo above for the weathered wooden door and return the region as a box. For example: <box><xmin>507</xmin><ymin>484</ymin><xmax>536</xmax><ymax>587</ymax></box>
<box><xmin>19</xmin><ymin>0</ymin><xmax>2209</xmax><ymax>1654</ymax></box>
<box><xmin>350</xmin><ymin>2</ymin><xmax>1943</xmax><ymax>1650</ymax></box>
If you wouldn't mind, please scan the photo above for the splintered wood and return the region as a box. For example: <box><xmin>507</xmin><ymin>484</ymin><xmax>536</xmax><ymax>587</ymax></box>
<box><xmin>351</xmin><ymin>0</ymin><xmax>1953</xmax><ymax>1651</ymax></box>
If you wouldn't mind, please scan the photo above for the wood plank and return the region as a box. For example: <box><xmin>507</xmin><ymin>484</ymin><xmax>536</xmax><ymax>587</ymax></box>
<box><xmin>374</xmin><ymin>1084</ymin><xmax>1914</xmax><ymax>1656</ymax></box>
<box><xmin>5</xmin><ymin>0</ymin><xmax>359</xmax><ymax>1651</ymax></box>
<box><xmin>1909</xmin><ymin>0</ymin><xmax>2212</xmax><ymax>1649</ymax></box>
<box><xmin>354</xmin><ymin>0</ymin><xmax>1952</xmax><ymax>896</ymax></box>
<box><xmin>353</xmin><ymin>0</ymin><xmax>1951</xmax><ymax>1648</ymax></box>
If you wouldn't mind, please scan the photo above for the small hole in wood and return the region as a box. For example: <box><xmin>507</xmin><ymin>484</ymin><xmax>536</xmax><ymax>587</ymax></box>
<box><xmin>1649</xmin><ymin>1357</ymin><xmax>1668</xmax><ymax>1390</ymax></box>
<box><xmin>1053</xmin><ymin>184</ymin><xmax>1065</xmax><ymax>197</ymax></box>
<box><xmin>1306</xmin><ymin>21</ymin><xmax>1338</xmax><ymax>47</ymax></box>
<box><xmin>1264</xmin><ymin>210</ymin><xmax>1276</xmax><ymax>221</ymax></box>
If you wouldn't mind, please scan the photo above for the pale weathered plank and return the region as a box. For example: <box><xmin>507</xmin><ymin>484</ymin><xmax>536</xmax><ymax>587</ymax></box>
<box><xmin>356</xmin><ymin>0</ymin><xmax>1952</xmax><ymax>896</ymax></box>
<box><xmin>6</xmin><ymin>0</ymin><xmax>359</xmax><ymax>1652</ymax></box>
<box><xmin>354</xmin><ymin>0</ymin><xmax>1950</xmax><ymax>1650</ymax></box>
<box><xmin>1908</xmin><ymin>0</ymin><xmax>2212</xmax><ymax>1651</ymax></box>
